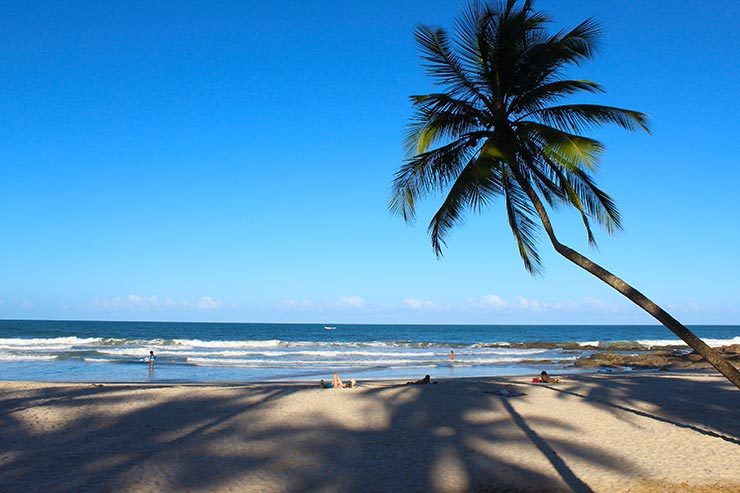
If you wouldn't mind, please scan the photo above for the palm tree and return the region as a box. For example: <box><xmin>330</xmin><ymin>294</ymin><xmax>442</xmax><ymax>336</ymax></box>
<box><xmin>390</xmin><ymin>0</ymin><xmax>740</xmax><ymax>388</ymax></box>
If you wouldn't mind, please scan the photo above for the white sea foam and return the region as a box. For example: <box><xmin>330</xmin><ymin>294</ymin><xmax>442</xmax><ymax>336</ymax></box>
<box><xmin>96</xmin><ymin>348</ymin><xmax>449</xmax><ymax>358</ymax></box>
<box><xmin>0</xmin><ymin>353</ymin><xmax>58</xmax><ymax>361</ymax></box>
<box><xmin>97</xmin><ymin>347</ymin><xmax>189</xmax><ymax>356</ymax></box>
<box><xmin>92</xmin><ymin>347</ymin><xmax>553</xmax><ymax>360</ymax></box>
<box><xmin>637</xmin><ymin>336</ymin><xmax>740</xmax><ymax>348</ymax></box>
<box><xmin>701</xmin><ymin>337</ymin><xmax>740</xmax><ymax>347</ymax></box>
<box><xmin>0</xmin><ymin>337</ymin><xmax>102</xmax><ymax>347</ymax></box>
<box><xmin>473</xmin><ymin>348</ymin><xmax>551</xmax><ymax>355</ymax></box>
<box><xmin>185</xmin><ymin>354</ymin><xmax>564</xmax><ymax>368</ymax></box>
<box><xmin>172</xmin><ymin>338</ymin><xmax>283</xmax><ymax>348</ymax></box>
<box><xmin>0</xmin><ymin>344</ymin><xmax>74</xmax><ymax>351</ymax></box>
<box><xmin>289</xmin><ymin>350</ymin><xmax>440</xmax><ymax>357</ymax></box>
<box><xmin>6</xmin><ymin>332</ymin><xmax>734</xmax><ymax>373</ymax></box>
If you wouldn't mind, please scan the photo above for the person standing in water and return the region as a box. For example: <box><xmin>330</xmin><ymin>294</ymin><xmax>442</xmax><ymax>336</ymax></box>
<box><xmin>449</xmin><ymin>350</ymin><xmax>455</xmax><ymax>362</ymax></box>
<box><xmin>148</xmin><ymin>350</ymin><xmax>156</xmax><ymax>368</ymax></box>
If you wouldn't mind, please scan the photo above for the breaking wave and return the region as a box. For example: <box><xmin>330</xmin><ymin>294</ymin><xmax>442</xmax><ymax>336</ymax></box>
<box><xmin>0</xmin><ymin>333</ymin><xmax>736</xmax><ymax>371</ymax></box>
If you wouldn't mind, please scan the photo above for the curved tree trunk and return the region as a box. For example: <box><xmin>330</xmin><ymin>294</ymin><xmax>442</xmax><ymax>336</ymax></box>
<box><xmin>511</xmin><ymin>167</ymin><xmax>740</xmax><ymax>389</ymax></box>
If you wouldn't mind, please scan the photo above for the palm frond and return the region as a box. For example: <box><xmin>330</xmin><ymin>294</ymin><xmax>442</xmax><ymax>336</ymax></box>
<box><xmin>546</xmin><ymin>17</ymin><xmax>602</xmax><ymax>64</ymax></box>
<box><xmin>410</xmin><ymin>93</ymin><xmax>489</xmax><ymax>120</ymax></box>
<box><xmin>415</xmin><ymin>25</ymin><xmax>494</xmax><ymax>109</ymax></box>
<box><xmin>509</xmin><ymin>79</ymin><xmax>604</xmax><ymax>115</ymax></box>
<box><xmin>405</xmin><ymin>93</ymin><xmax>490</xmax><ymax>155</ymax></box>
<box><xmin>488</xmin><ymin>0</ymin><xmax>550</xmax><ymax>101</ymax></box>
<box><xmin>390</xmin><ymin>135</ymin><xmax>482</xmax><ymax>221</ymax></box>
<box><xmin>510</xmin><ymin>18</ymin><xmax>601</xmax><ymax>97</ymax></box>
<box><xmin>516</xmin><ymin>146</ymin><xmax>567</xmax><ymax>207</ymax></box>
<box><xmin>516</xmin><ymin>121</ymin><xmax>605</xmax><ymax>170</ymax></box>
<box><xmin>503</xmin><ymin>171</ymin><xmax>542</xmax><ymax>274</ymax></box>
<box><xmin>549</xmin><ymin>166</ymin><xmax>597</xmax><ymax>245</ymax></box>
<box><xmin>566</xmin><ymin>167</ymin><xmax>622</xmax><ymax>233</ymax></box>
<box><xmin>428</xmin><ymin>152</ymin><xmax>505</xmax><ymax>256</ymax></box>
<box><xmin>528</xmin><ymin>104</ymin><xmax>651</xmax><ymax>134</ymax></box>
<box><xmin>453</xmin><ymin>1</ymin><xmax>491</xmax><ymax>73</ymax></box>
<box><xmin>405</xmin><ymin>111</ymin><xmax>482</xmax><ymax>157</ymax></box>
<box><xmin>526</xmin><ymin>140</ymin><xmax>621</xmax><ymax>234</ymax></box>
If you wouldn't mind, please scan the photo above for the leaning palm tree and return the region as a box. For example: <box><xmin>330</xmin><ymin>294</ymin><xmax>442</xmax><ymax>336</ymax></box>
<box><xmin>390</xmin><ymin>0</ymin><xmax>740</xmax><ymax>388</ymax></box>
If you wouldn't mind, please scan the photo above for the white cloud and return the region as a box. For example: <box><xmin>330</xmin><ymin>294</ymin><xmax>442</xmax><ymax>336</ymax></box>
<box><xmin>92</xmin><ymin>294</ymin><xmax>225</xmax><ymax>312</ymax></box>
<box><xmin>466</xmin><ymin>294</ymin><xmax>620</xmax><ymax>313</ymax></box>
<box><xmin>0</xmin><ymin>299</ymin><xmax>33</xmax><ymax>309</ymax></box>
<box><xmin>338</xmin><ymin>295</ymin><xmax>367</xmax><ymax>308</ymax></box>
<box><xmin>549</xmin><ymin>300</ymin><xmax>581</xmax><ymax>311</ymax></box>
<box><xmin>665</xmin><ymin>301</ymin><xmax>712</xmax><ymax>314</ymax></box>
<box><xmin>278</xmin><ymin>299</ymin><xmax>313</xmax><ymax>308</ymax></box>
<box><xmin>402</xmin><ymin>298</ymin><xmax>439</xmax><ymax>310</ymax></box>
<box><xmin>193</xmin><ymin>296</ymin><xmax>223</xmax><ymax>310</ymax></box>
<box><xmin>515</xmin><ymin>296</ymin><xmax>542</xmax><ymax>311</ymax></box>
<box><xmin>94</xmin><ymin>294</ymin><xmax>163</xmax><ymax>310</ymax></box>
<box><xmin>582</xmin><ymin>296</ymin><xmax>620</xmax><ymax>313</ymax></box>
<box><xmin>277</xmin><ymin>296</ymin><xmax>368</xmax><ymax>311</ymax></box>
<box><xmin>468</xmin><ymin>294</ymin><xmax>506</xmax><ymax>309</ymax></box>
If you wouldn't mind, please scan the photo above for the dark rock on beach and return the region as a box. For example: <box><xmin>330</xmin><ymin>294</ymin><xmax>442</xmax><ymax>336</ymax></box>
<box><xmin>573</xmin><ymin>344</ymin><xmax>740</xmax><ymax>370</ymax></box>
<box><xmin>521</xmin><ymin>359</ymin><xmax>553</xmax><ymax>365</ymax></box>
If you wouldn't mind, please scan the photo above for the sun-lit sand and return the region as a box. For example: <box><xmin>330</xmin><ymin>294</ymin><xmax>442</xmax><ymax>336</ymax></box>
<box><xmin>1</xmin><ymin>373</ymin><xmax>738</xmax><ymax>492</ymax></box>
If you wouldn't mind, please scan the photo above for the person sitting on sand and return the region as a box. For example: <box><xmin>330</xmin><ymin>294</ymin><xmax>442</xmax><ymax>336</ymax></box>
<box><xmin>406</xmin><ymin>374</ymin><xmax>437</xmax><ymax>385</ymax></box>
<box><xmin>539</xmin><ymin>370</ymin><xmax>559</xmax><ymax>383</ymax></box>
<box><xmin>320</xmin><ymin>373</ymin><xmax>356</xmax><ymax>389</ymax></box>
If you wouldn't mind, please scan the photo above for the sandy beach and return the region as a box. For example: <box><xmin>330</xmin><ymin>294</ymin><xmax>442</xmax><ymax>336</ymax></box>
<box><xmin>1</xmin><ymin>372</ymin><xmax>738</xmax><ymax>492</ymax></box>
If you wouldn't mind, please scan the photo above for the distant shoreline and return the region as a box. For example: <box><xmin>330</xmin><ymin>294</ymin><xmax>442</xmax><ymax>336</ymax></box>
<box><xmin>2</xmin><ymin>318</ymin><xmax>739</xmax><ymax>326</ymax></box>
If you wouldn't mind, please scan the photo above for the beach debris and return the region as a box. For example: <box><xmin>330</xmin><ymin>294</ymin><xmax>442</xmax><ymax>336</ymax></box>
<box><xmin>485</xmin><ymin>388</ymin><xmax>525</xmax><ymax>397</ymax></box>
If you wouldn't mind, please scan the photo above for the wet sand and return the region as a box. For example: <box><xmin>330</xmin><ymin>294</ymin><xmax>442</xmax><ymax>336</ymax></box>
<box><xmin>1</xmin><ymin>373</ymin><xmax>738</xmax><ymax>492</ymax></box>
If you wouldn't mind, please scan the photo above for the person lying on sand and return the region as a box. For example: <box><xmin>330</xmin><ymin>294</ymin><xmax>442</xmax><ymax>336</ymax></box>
<box><xmin>534</xmin><ymin>370</ymin><xmax>559</xmax><ymax>383</ymax></box>
<box><xmin>406</xmin><ymin>374</ymin><xmax>438</xmax><ymax>385</ymax></box>
<box><xmin>320</xmin><ymin>373</ymin><xmax>356</xmax><ymax>389</ymax></box>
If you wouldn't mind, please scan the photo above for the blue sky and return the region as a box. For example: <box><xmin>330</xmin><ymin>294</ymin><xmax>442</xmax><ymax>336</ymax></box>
<box><xmin>1</xmin><ymin>0</ymin><xmax>738</xmax><ymax>324</ymax></box>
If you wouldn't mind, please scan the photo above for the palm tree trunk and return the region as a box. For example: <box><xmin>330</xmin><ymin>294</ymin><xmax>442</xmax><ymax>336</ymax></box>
<box><xmin>511</xmin><ymin>167</ymin><xmax>740</xmax><ymax>389</ymax></box>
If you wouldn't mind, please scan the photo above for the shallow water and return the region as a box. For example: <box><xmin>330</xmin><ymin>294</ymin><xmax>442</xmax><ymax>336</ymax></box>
<box><xmin>0</xmin><ymin>320</ymin><xmax>736</xmax><ymax>382</ymax></box>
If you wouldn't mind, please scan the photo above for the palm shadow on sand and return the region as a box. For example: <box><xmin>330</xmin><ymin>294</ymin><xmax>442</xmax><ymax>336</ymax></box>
<box><xmin>1</xmin><ymin>374</ymin><xmax>736</xmax><ymax>492</ymax></box>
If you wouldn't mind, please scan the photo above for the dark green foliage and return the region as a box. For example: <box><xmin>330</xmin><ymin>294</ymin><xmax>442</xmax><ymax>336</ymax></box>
<box><xmin>390</xmin><ymin>0</ymin><xmax>649</xmax><ymax>274</ymax></box>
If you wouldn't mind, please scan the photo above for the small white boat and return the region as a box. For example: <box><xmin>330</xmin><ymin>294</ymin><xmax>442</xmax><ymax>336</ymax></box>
<box><xmin>324</xmin><ymin>326</ymin><xmax>336</xmax><ymax>330</ymax></box>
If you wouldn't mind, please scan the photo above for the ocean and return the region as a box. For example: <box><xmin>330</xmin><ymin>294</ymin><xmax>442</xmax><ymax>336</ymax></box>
<box><xmin>0</xmin><ymin>320</ymin><xmax>737</xmax><ymax>383</ymax></box>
